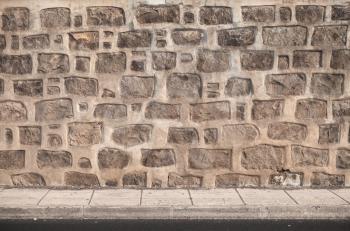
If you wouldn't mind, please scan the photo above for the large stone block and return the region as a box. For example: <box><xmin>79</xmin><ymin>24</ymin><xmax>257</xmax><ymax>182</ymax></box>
<box><xmin>292</xmin><ymin>145</ymin><xmax>329</xmax><ymax>167</ymax></box>
<box><xmin>199</xmin><ymin>6</ymin><xmax>232</xmax><ymax>25</ymax></box>
<box><xmin>117</xmin><ymin>30</ymin><xmax>152</xmax><ymax>48</ymax></box>
<box><xmin>311</xmin><ymin>25</ymin><xmax>347</xmax><ymax>46</ymax></box>
<box><xmin>37</xmin><ymin>53</ymin><xmax>69</xmax><ymax>74</ymax></box>
<box><xmin>262</xmin><ymin>26</ymin><xmax>307</xmax><ymax>46</ymax></box>
<box><xmin>2</xmin><ymin>7</ymin><xmax>29</xmax><ymax>31</ymax></box>
<box><xmin>112</xmin><ymin>124</ymin><xmax>152</xmax><ymax>147</ymax></box>
<box><xmin>190</xmin><ymin>101</ymin><xmax>230</xmax><ymax>122</ymax></box>
<box><xmin>136</xmin><ymin>5</ymin><xmax>179</xmax><ymax>24</ymax></box>
<box><xmin>189</xmin><ymin>149</ymin><xmax>231</xmax><ymax>170</ymax></box>
<box><xmin>14</xmin><ymin>79</ymin><xmax>43</xmax><ymax>97</ymax></box>
<box><xmin>171</xmin><ymin>29</ymin><xmax>204</xmax><ymax>45</ymax></box>
<box><xmin>40</xmin><ymin>8</ymin><xmax>70</xmax><ymax>28</ymax></box>
<box><xmin>167</xmin><ymin>73</ymin><xmax>202</xmax><ymax>100</ymax></box>
<box><xmin>94</xmin><ymin>104</ymin><xmax>127</xmax><ymax>120</ymax></box>
<box><xmin>0</xmin><ymin>150</ymin><xmax>25</xmax><ymax>169</ymax></box>
<box><xmin>120</xmin><ymin>76</ymin><xmax>154</xmax><ymax>100</ymax></box>
<box><xmin>0</xmin><ymin>100</ymin><xmax>27</xmax><ymax>122</ymax></box>
<box><xmin>265</xmin><ymin>73</ymin><xmax>306</xmax><ymax>96</ymax></box>
<box><xmin>65</xmin><ymin>171</ymin><xmax>100</xmax><ymax>187</ymax></box>
<box><xmin>331</xmin><ymin>49</ymin><xmax>350</xmax><ymax>69</ymax></box>
<box><xmin>11</xmin><ymin>173</ymin><xmax>46</xmax><ymax>187</ymax></box>
<box><xmin>311</xmin><ymin>172</ymin><xmax>344</xmax><ymax>187</ymax></box>
<box><xmin>0</xmin><ymin>55</ymin><xmax>32</xmax><ymax>74</ymax></box>
<box><xmin>332</xmin><ymin>98</ymin><xmax>350</xmax><ymax>119</ymax></box>
<box><xmin>241</xmin><ymin>5</ymin><xmax>275</xmax><ymax>22</ymax></box>
<box><xmin>95</xmin><ymin>52</ymin><xmax>126</xmax><ymax>73</ymax></box>
<box><xmin>293</xmin><ymin>50</ymin><xmax>322</xmax><ymax>68</ymax></box>
<box><xmin>218</xmin><ymin>27</ymin><xmax>257</xmax><ymax>47</ymax></box>
<box><xmin>141</xmin><ymin>149</ymin><xmax>175</xmax><ymax>167</ymax></box>
<box><xmin>215</xmin><ymin>173</ymin><xmax>260</xmax><ymax>187</ymax></box>
<box><xmin>225</xmin><ymin>77</ymin><xmax>253</xmax><ymax>97</ymax></box>
<box><xmin>87</xmin><ymin>6</ymin><xmax>125</xmax><ymax>26</ymax></box>
<box><xmin>145</xmin><ymin>101</ymin><xmax>181</xmax><ymax>120</ymax></box>
<box><xmin>295</xmin><ymin>99</ymin><xmax>327</xmax><ymax>119</ymax></box>
<box><xmin>123</xmin><ymin>171</ymin><xmax>146</xmax><ymax>187</ymax></box>
<box><xmin>197</xmin><ymin>49</ymin><xmax>230</xmax><ymax>73</ymax></box>
<box><xmin>267</xmin><ymin>122</ymin><xmax>307</xmax><ymax>142</ymax></box>
<box><xmin>19</xmin><ymin>126</ymin><xmax>41</xmax><ymax>145</ymax></box>
<box><xmin>64</xmin><ymin>77</ymin><xmax>98</xmax><ymax>96</ymax></box>
<box><xmin>69</xmin><ymin>31</ymin><xmax>99</xmax><ymax>50</ymax></box>
<box><xmin>310</xmin><ymin>73</ymin><xmax>344</xmax><ymax>96</ymax></box>
<box><xmin>98</xmin><ymin>148</ymin><xmax>129</xmax><ymax>169</ymax></box>
<box><xmin>252</xmin><ymin>100</ymin><xmax>284</xmax><ymax>120</ymax></box>
<box><xmin>23</xmin><ymin>34</ymin><xmax>50</xmax><ymax>49</ymax></box>
<box><xmin>37</xmin><ymin>150</ymin><xmax>72</xmax><ymax>169</ymax></box>
<box><xmin>295</xmin><ymin>5</ymin><xmax>325</xmax><ymax>24</ymax></box>
<box><xmin>332</xmin><ymin>5</ymin><xmax>350</xmax><ymax>20</ymax></box>
<box><xmin>68</xmin><ymin>122</ymin><xmax>102</xmax><ymax>146</ymax></box>
<box><xmin>222</xmin><ymin>124</ymin><xmax>259</xmax><ymax>144</ymax></box>
<box><xmin>152</xmin><ymin>52</ymin><xmax>176</xmax><ymax>70</ymax></box>
<box><xmin>167</xmin><ymin>127</ymin><xmax>199</xmax><ymax>144</ymax></box>
<box><xmin>241</xmin><ymin>50</ymin><xmax>274</xmax><ymax>71</ymax></box>
<box><xmin>168</xmin><ymin>173</ymin><xmax>202</xmax><ymax>188</ymax></box>
<box><xmin>35</xmin><ymin>98</ymin><xmax>73</xmax><ymax>121</ymax></box>
<box><xmin>319</xmin><ymin>123</ymin><xmax>340</xmax><ymax>144</ymax></box>
<box><xmin>336</xmin><ymin>149</ymin><xmax>350</xmax><ymax>169</ymax></box>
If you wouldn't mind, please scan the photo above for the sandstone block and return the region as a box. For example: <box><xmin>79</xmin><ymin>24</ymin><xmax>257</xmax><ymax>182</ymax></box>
<box><xmin>311</xmin><ymin>25</ymin><xmax>347</xmax><ymax>46</ymax></box>
<box><xmin>216</xmin><ymin>173</ymin><xmax>260</xmax><ymax>187</ymax></box>
<box><xmin>14</xmin><ymin>79</ymin><xmax>43</xmax><ymax>97</ymax></box>
<box><xmin>40</xmin><ymin>8</ymin><xmax>70</xmax><ymax>28</ymax></box>
<box><xmin>252</xmin><ymin>100</ymin><xmax>284</xmax><ymax>120</ymax></box>
<box><xmin>199</xmin><ymin>6</ymin><xmax>232</xmax><ymax>25</ymax></box>
<box><xmin>93</xmin><ymin>104</ymin><xmax>127</xmax><ymax>120</ymax></box>
<box><xmin>37</xmin><ymin>53</ymin><xmax>69</xmax><ymax>74</ymax></box>
<box><xmin>270</xmin><ymin>171</ymin><xmax>303</xmax><ymax>187</ymax></box>
<box><xmin>241</xmin><ymin>50</ymin><xmax>274</xmax><ymax>71</ymax></box>
<box><xmin>262</xmin><ymin>26</ymin><xmax>307</xmax><ymax>46</ymax></box>
<box><xmin>204</xmin><ymin>128</ymin><xmax>218</xmax><ymax>144</ymax></box>
<box><xmin>311</xmin><ymin>172</ymin><xmax>344</xmax><ymax>187</ymax></box>
<box><xmin>311</xmin><ymin>73</ymin><xmax>344</xmax><ymax>96</ymax></box>
<box><xmin>87</xmin><ymin>6</ymin><xmax>125</xmax><ymax>26</ymax></box>
<box><xmin>295</xmin><ymin>99</ymin><xmax>327</xmax><ymax>119</ymax></box>
<box><xmin>218</xmin><ymin>27</ymin><xmax>257</xmax><ymax>47</ymax></box>
<box><xmin>336</xmin><ymin>149</ymin><xmax>350</xmax><ymax>169</ymax></box>
<box><xmin>152</xmin><ymin>52</ymin><xmax>176</xmax><ymax>70</ymax></box>
<box><xmin>120</xmin><ymin>76</ymin><xmax>154</xmax><ymax>100</ymax></box>
<box><xmin>171</xmin><ymin>29</ymin><xmax>204</xmax><ymax>45</ymax></box>
<box><xmin>265</xmin><ymin>73</ymin><xmax>306</xmax><ymax>96</ymax></box>
<box><xmin>117</xmin><ymin>30</ymin><xmax>152</xmax><ymax>48</ymax></box>
<box><xmin>222</xmin><ymin>124</ymin><xmax>259</xmax><ymax>144</ymax></box>
<box><xmin>168</xmin><ymin>173</ymin><xmax>202</xmax><ymax>188</ymax></box>
<box><xmin>69</xmin><ymin>31</ymin><xmax>99</xmax><ymax>50</ymax></box>
<box><xmin>64</xmin><ymin>77</ymin><xmax>98</xmax><ymax>96</ymax></box>
<box><xmin>267</xmin><ymin>122</ymin><xmax>307</xmax><ymax>142</ymax></box>
<box><xmin>332</xmin><ymin>5</ymin><xmax>350</xmax><ymax>20</ymax></box>
<box><xmin>292</xmin><ymin>145</ymin><xmax>329</xmax><ymax>167</ymax></box>
<box><xmin>2</xmin><ymin>7</ymin><xmax>29</xmax><ymax>31</ymax></box>
<box><xmin>241</xmin><ymin>5</ymin><xmax>275</xmax><ymax>22</ymax></box>
<box><xmin>197</xmin><ymin>49</ymin><xmax>229</xmax><ymax>73</ymax></box>
<box><xmin>23</xmin><ymin>34</ymin><xmax>50</xmax><ymax>49</ymax></box>
<box><xmin>98</xmin><ymin>147</ymin><xmax>129</xmax><ymax>169</ymax></box>
<box><xmin>95</xmin><ymin>52</ymin><xmax>126</xmax><ymax>73</ymax></box>
<box><xmin>190</xmin><ymin>101</ymin><xmax>230</xmax><ymax>122</ymax></box>
<box><xmin>225</xmin><ymin>77</ymin><xmax>253</xmax><ymax>97</ymax></box>
<box><xmin>295</xmin><ymin>5</ymin><xmax>325</xmax><ymax>24</ymax></box>
<box><xmin>65</xmin><ymin>171</ymin><xmax>100</xmax><ymax>187</ymax></box>
<box><xmin>319</xmin><ymin>123</ymin><xmax>340</xmax><ymax>144</ymax></box>
<box><xmin>167</xmin><ymin>127</ymin><xmax>198</xmax><ymax>144</ymax></box>
<box><xmin>37</xmin><ymin>150</ymin><xmax>72</xmax><ymax>169</ymax></box>
<box><xmin>19</xmin><ymin>126</ymin><xmax>41</xmax><ymax>145</ymax></box>
<box><xmin>0</xmin><ymin>150</ymin><xmax>25</xmax><ymax>169</ymax></box>
<box><xmin>0</xmin><ymin>100</ymin><xmax>27</xmax><ymax>122</ymax></box>
<box><xmin>141</xmin><ymin>149</ymin><xmax>175</xmax><ymax>167</ymax></box>
<box><xmin>331</xmin><ymin>49</ymin><xmax>350</xmax><ymax>69</ymax></box>
<box><xmin>112</xmin><ymin>124</ymin><xmax>152</xmax><ymax>147</ymax></box>
<box><xmin>35</xmin><ymin>98</ymin><xmax>73</xmax><ymax>121</ymax></box>
<box><xmin>293</xmin><ymin>50</ymin><xmax>322</xmax><ymax>68</ymax></box>
<box><xmin>11</xmin><ymin>173</ymin><xmax>45</xmax><ymax>187</ymax></box>
<box><xmin>145</xmin><ymin>101</ymin><xmax>180</xmax><ymax>120</ymax></box>
<box><xmin>123</xmin><ymin>171</ymin><xmax>146</xmax><ymax>187</ymax></box>
<box><xmin>0</xmin><ymin>55</ymin><xmax>32</xmax><ymax>74</ymax></box>
<box><xmin>167</xmin><ymin>73</ymin><xmax>202</xmax><ymax>100</ymax></box>
<box><xmin>188</xmin><ymin>149</ymin><xmax>231</xmax><ymax>169</ymax></box>
<box><xmin>68</xmin><ymin>122</ymin><xmax>102</xmax><ymax>146</ymax></box>
<box><xmin>136</xmin><ymin>5</ymin><xmax>179</xmax><ymax>24</ymax></box>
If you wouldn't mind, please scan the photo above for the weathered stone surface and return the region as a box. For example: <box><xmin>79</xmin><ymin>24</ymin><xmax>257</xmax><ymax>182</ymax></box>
<box><xmin>123</xmin><ymin>171</ymin><xmax>146</xmax><ymax>187</ymax></box>
<box><xmin>37</xmin><ymin>53</ymin><xmax>69</xmax><ymax>74</ymax></box>
<box><xmin>0</xmin><ymin>55</ymin><xmax>32</xmax><ymax>74</ymax></box>
<box><xmin>141</xmin><ymin>149</ymin><xmax>175</xmax><ymax>167</ymax></box>
<box><xmin>311</xmin><ymin>172</ymin><xmax>345</xmax><ymax>187</ymax></box>
<box><xmin>292</xmin><ymin>145</ymin><xmax>329</xmax><ymax>167</ymax></box>
<box><xmin>87</xmin><ymin>6</ymin><xmax>125</xmax><ymax>26</ymax></box>
<box><xmin>190</xmin><ymin>101</ymin><xmax>230</xmax><ymax>122</ymax></box>
<box><xmin>167</xmin><ymin>127</ymin><xmax>198</xmax><ymax>144</ymax></box>
<box><xmin>35</xmin><ymin>98</ymin><xmax>73</xmax><ymax>121</ymax></box>
<box><xmin>0</xmin><ymin>35</ymin><xmax>5</xmax><ymax>50</ymax></box>
<box><xmin>268</xmin><ymin>122</ymin><xmax>307</xmax><ymax>142</ymax></box>
<box><xmin>265</xmin><ymin>73</ymin><xmax>306</xmax><ymax>96</ymax></box>
<box><xmin>172</xmin><ymin>29</ymin><xmax>204</xmax><ymax>45</ymax></box>
<box><xmin>332</xmin><ymin>98</ymin><xmax>350</xmax><ymax>119</ymax></box>
<box><xmin>197</xmin><ymin>49</ymin><xmax>229</xmax><ymax>73</ymax></box>
<box><xmin>11</xmin><ymin>173</ymin><xmax>46</xmax><ymax>187</ymax></box>
<box><xmin>0</xmin><ymin>150</ymin><xmax>25</xmax><ymax>169</ymax></box>
<box><xmin>188</xmin><ymin>149</ymin><xmax>231</xmax><ymax>169</ymax></box>
<box><xmin>270</xmin><ymin>171</ymin><xmax>303</xmax><ymax>187</ymax></box>
<box><xmin>295</xmin><ymin>99</ymin><xmax>327</xmax><ymax>119</ymax></box>
<box><xmin>131</xmin><ymin>60</ymin><xmax>144</xmax><ymax>72</ymax></box>
<box><xmin>76</xmin><ymin>56</ymin><xmax>90</xmax><ymax>72</ymax></box>
<box><xmin>311</xmin><ymin>25</ymin><xmax>347</xmax><ymax>46</ymax></box>
<box><xmin>222</xmin><ymin>124</ymin><xmax>259</xmax><ymax>144</ymax></box>
<box><xmin>120</xmin><ymin>76</ymin><xmax>154</xmax><ymax>100</ymax></box>
<box><xmin>241</xmin><ymin>5</ymin><xmax>275</xmax><ymax>22</ymax></box>
<box><xmin>47</xmin><ymin>134</ymin><xmax>62</xmax><ymax>147</ymax></box>
<box><xmin>37</xmin><ymin>150</ymin><xmax>72</xmax><ymax>169</ymax></box>
<box><xmin>311</xmin><ymin>73</ymin><xmax>344</xmax><ymax>96</ymax></box>
<box><xmin>262</xmin><ymin>26</ymin><xmax>307</xmax><ymax>46</ymax></box>
<box><xmin>98</xmin><ymin>147</ymin><xmax>129</xmax><ymax>169</ymax></box>
<box><xmin>94</xmin><ymin>104</ymin><xmax>126</xmax><ymax>120</ymax></box>
<box><xmin>117</xmin><ymin>30</ymin><xmax>152</xmax><ymax>48</ymax></box>
<box><xmin>200</xmin><ymin>6</ymin><xmax>232</xmax><ymax>25</ymax></box>
<box><xmin>19</xmin><ymin>126</ymin><xmax>41</xmax><ymax>145</ymax></box>
<box><xmin>0</xmin><ymin>100</ymin><xmax>27</xmax><ymax>122</ymax></box>
<box><xmin>319</xmin><ymin>123</ymin><xmax>340</xmax><ymax>144</ymax></box>
<box><xmin>280</xmin><ymin>7</ymin><xmax>291</xmax><ymax>22</ymax></box>
<box><xmin>252</xmin><ymin>100</ymin><xmax>284</xmax><ymax>120</ymax></box>
<box><xmin>64</xmin><ymin>77</ymin><xmax>98</xmax><ymax>96</ymax></box>
<box><xmin>295</xmin><ymin>5</ymin><xmax>325</xmax><ymax>24</ymax></box>
<box><xmin>136</xmin><ymin>5</ymin><xmax>179</xmax><ymax>24</ymax></box>
<box><xmin>69</xmin><ymin>31</ymin><xmax>99</xmax><ymax>50</ymax></box>
<box><xmin>331</xmin><ymin>49</ymin><xmax>350</xmax><ymax>69</ymax></box>
<box><xmin>168</xmin><ymin>173</ymin><xmax>202</xmax><ymax>188</ymax></box>
<box><xmin>68</xmin><ymin>122</ymin><xmax>102</xmax><ymax>146</ymax></box>
<box><xmin>0</xmin><ymin>79</ymin><xmax>3</xmax><ymax>95</ymax></box>
<box><xmin>5</xmin><ymin>128</ymin><xmax>13</xmax><ymax>145</ymax></box>
<box><xmin>241</xmin><ymin>144</ymin><xmax>285</xmax><ymax>170</ymax></box>
<box><xmin>95</xmin><ymin>52</ymin><xmax>126</xmax><ymax>73</ymax></box>
<box><xmin>332</xmin><ymin>5</ymin><xmax>350</xmax><ymax>20</ymax></box>
<box><xmin>40</xmin><ymin>8</ymin><xmax>70</xmax><ymax>28</ymax></box>
<box><xmin>167</xmin><ymin>73</ymin><xmax>202</xmax><ymax>100</ymax></box>
<box><xmin>65</xmin><ymin>171</ymin><xmax>100</xmax><ymax>187</ymax></box>
<box><xmin>14</xmin><ymin>79</ymin><xmax>43</xmax><ymax>97</ymax></box>
<box><xmin>218</xmin><ymin>27</ymin><xmax>257</xmax><ymax>47</ymax></box>
<box><xmin>278</xmin><ymin>56</ymin><xmax>289</xmax><ymax>70</ymax></box>
<box><xmin>241</xmin><ymin>50</ymin><xmax>274</xmax><ymax>71</ymax></box>
<box><xmin>23</xmin><ymin>34</ymin><xmax>50</xmax><ymax>49</ymax></box>
<box><xmin>145</xmin><ymin>101</ymin><xmax>180</xmax><ymax>120</ymax></box>
<box><xmin>2</xmin><ymin>7</ymin><xmax>29</xmax><ymax>31</ymax></box>
<box><xmin>293</xmin><ymin>50</ymin><xmax>322</xmax><ymax>68</ymax></box>
<box><xmin>152</xmin><ymin>52</ymin><xmax>176</xmax><ymax>70</ymax></box>
<box><xmin>78</xmin><ymin>157</ymin><xmax>91</xmax><ymax>169</ymax></box>
<box><xmin>204</xmin><ymin>128</ymin><xmax>218</xmax><ymax>144</ymax></box>
<box><xmin>184</xmin><ymin>11</ymin><xmax>194</xmax><ymax>24</ymax></box>
<box><xmin>216</xmin><ymin>173</ymin><xmax>260</xmax><ymax>187</ymax></box>
<box><xmin>112</xmin><ymin>124</ymin><xmax>152</xmax><ymax>147</ymax></box>
<box><xmin>225</xmin><ymin>77</ymin><xmax>253</xmax><ymax>97</ymax></box>
<box><xmin>336</xmin><ymin>149</ymin><xmax>350</xmax><ymax>169</ymax></box>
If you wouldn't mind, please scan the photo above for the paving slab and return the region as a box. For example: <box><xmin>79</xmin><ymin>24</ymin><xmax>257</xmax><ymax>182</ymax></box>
<box><xmin>190</xmin><ymin>189</ymin><xmax>243</xmax><ymax>206</ymax></box>
<box><xmin>330</xmin><ymin>189</ymin><xmax>350</xmax><ymax>204</ymax></box>
<box><xmin>90</xmin><ymin>189</ymin><xmax>141</xmax><ymax>207</ymax></box>
<box><xmin>0</xmin><ymin>188</ymin><xmax>48</xmax><ymax>206</ymax></box>
<box><xmin>142</xmin><ymin>190</ymin><xmax>192</xmax><ymax>207</ymax></box>
<box><xmin>39</xmin><ymin>190</ymin><xmax>93</xmax><ymax>206</ymax></box>
<box><xmin>237</xmin><ymin>189</ymin><xmax>296</xmax><ymax>205</ymax></box>
<box><xmin>286</xmin><ymin>189</ymin><xmax>348</xmax><ymax>205</ymax></box>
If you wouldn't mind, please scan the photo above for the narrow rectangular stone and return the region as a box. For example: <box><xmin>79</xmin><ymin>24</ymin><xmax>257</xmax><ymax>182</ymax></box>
<box><xmin>142</xmin><ymin>190</ymin><xmax>191</xmax><ymax>207</ymax></box>
<box><xmin>0</xmin><ymin>189</ymin><xmax>48</xmax><ymax>206</ymax></box>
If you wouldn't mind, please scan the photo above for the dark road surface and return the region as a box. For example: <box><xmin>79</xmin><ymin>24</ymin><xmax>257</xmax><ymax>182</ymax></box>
<box><xmin>0</xmin><ymin>219</ymin><xmax>349</xmax><ymax>231</ymax></box>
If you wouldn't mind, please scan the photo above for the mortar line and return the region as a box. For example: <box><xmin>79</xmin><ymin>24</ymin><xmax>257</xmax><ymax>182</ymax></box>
<box><xmin>235</xmin><ymin>188</ymin><xmax>246</xmax><ymax>205</ymax></box>
<box><xmin>328</xmin><ymin>189</ymin><xmax>350</xmax><ymax>205</ymax></box>
<box><xmin>187</xmin><ymin>189</ymin><xmax>194</xmax><ymax>206</ymax></box>
<box><xmin>88</xmin><ymin>189</ymin><xmax>95</xmax><ymax>205</ymax></box>
<box><xmin>37</xmin><ymin>189</ymin><xmax>50</xmax><ymax>206</ymax></box>
<box><xmin>139</xmin><ymin>189</ymin><xmax>143</xmax><ymax>206</ymax></box>
<box><xmin>283</xmin><ymin>190</ymin><xmax>299</xmax><ymax>205</ymax></box>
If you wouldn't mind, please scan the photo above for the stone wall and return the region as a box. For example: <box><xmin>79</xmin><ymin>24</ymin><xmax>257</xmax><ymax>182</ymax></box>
<box><xmin>0</xmin><ymin>0</ymin><xmax>349</xmax><ymax>188</ymax></box>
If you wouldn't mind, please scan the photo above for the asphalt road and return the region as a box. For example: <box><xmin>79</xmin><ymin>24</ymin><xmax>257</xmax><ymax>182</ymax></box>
<box><xmin>0</xmin><ymin>219</ymin><xmax>349</xmax><ymax>231</ymax></box>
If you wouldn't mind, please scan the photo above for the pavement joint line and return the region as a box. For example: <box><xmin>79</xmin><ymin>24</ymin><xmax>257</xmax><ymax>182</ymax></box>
<box><xmin>88</xmin><ymin>189</ymin><xmax>95</xmax><ymax>205</ymax></box>
<box><xmin>139</xmin><ymin>189</ymin><xmax>143</xmax><ymax>206</ymax></box>
<box><xmin>235</xmin><ymin>188</ymin><xmax>246</xmax><ymax>205</ymax></box>
<box><xmin>284</xmin><ymin>190</ymin><xmax>299</xmax><ymax>205</ymax></box>
<box><xmin>328</xmin><ymin>189</ymin><xmax>350</xmax><ymax>205</ymax></box>
<box><xmin>37</xmin><ymin>189</ymin><xmax>50</xmax><ymax>206</ymax></box>
<box><xmin>187</xmin><ymin>189</ymin><xmax>194</xmax><ymax>206</ymax></box>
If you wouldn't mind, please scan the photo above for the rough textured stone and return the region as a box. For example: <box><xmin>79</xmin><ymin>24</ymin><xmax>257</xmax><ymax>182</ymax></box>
<box><xmin>262</xmin><ymin>26</ymin><xmax>307</xmax><ymax>46</ymax></box>
<box><xmin>280</xmin><ymin>7</ymin><xmax>291</xmax><ymax>22</ymax></box>
<box><xmin>35</xmin><ymin>98</ymin><xmax>73</xmax><ymax>121</ymax></box>
<box><xmin>268</xmin><ymin>122</ymin><xmax>307</xmax><ymax>142</ymax></box>
<box><xmin>167</xmin><ymin>73</ymin><xmax>202</xmax><ymax>100</ymax></box>
<box><xmin>98</xmin><ymin>147</ymin><xmax>129</xmax><ymax>169</ymax></box>
<box><xmin>0</xmin><ymin>55</ymin><xmax>32</xmax><ymax>74</ymax></box>
<box><xmin>218</xmin><ymin>27</ymin><xmax>257</xmax><ymax>47</ymax></box>
<box><xmin>0</xmin><ymin>100</ymin><xmax>27</xmax><ymax>122</ymax></box>
<box><xmin>145</xmin><ymin>101</ymin><xmax>180</xmax><ymax>120</ymax></box>
<box><xmin>225</xmin><ymin>77</ymin><xmax>253</xmax><ymax>97</ymax></box>
<box><xmin>76</xmin><ymin>56</ymin><xmax>90</xmax><ymax>72</ymax></box>
<box><xmin>123</xmin><ymin>171</ymin><xmax>146</xmax><ymax>187</ymax></box>
<box><xmin>37</xmin><ymin>150</ymin><xmax>72</xmax><ymax>169</ymax></box>
<box><xmin>190</xmin><ymin>101</ymin><xmax>230</xmax><ymax>122</ymax></box>
<box><xmin>199</xmin><ymin>6</ymin><xmax>232</xmax><ymax>25</ymax></box>
<box><xmin>172</xmin><ymin>29</ymin><xmax>204</xmax><ymax>45</ymax></box>
<box><xmin>78</xmin><ymin>157</ymin><xmax>91</xmax><ymax>169</ymax></box>
<box><xmin>19</xmin><ymin>126</ymin><xmax>41</xmax><ymax>145</ymax></box>
<box><xmin>68</xmin><ymin>122</ymin><xmax>102</xmax><ymax>146</ymax></box>
<box><xmin>336</xmin><ymin>149</ymin><xmax>350</xmax><ymax>169</ymax></box>
<box><xmin>120</xmin><ymin>76</ymin><xmax>154</xmax><ymax>100</ymax></box>
<box><xmin>141</xmin><ymin>149</ymin><xmax>175</xmax><ymax>167</ymax></box>
<box><xmin>2</xmin><ymin>7</ymin><xmax>29</xmax><ymax>31</ymax></box>
<box><xmin>167</xmin><ymin>127</ymin><xmax>198</xmax><ymax>144</ymax></box>
<box><xmin>117</xmin><ymin>30</ymin><xmax>152</xmax><ymax>48</ymax></box>
<box><xmin>292</xmin><ymin>145</ymin><xmax>329</xmax><ymax>167</ymax></box>
<box><xmin>0</xmin><ymin>35</ymin><xmax>5</xmax><ymax>50</ymax></box>
<box><xmin>295</xmin><ymin>99</ymin><xmax>327</xmax><ymax>119</ymax></box>
<box><xmin>252</xmin><ymin>100</ymin><xmax>284</xmax><ymax>120</ymax></box>
<box><xmin>331</xmin><ymin>49</ymin><xmax>350</xmax><ymax>69</ymax></box>
<box><xmin>241</xmin><ymin>144</ymin><xmax>285</xmax><ymax>170</ymax></box>
<box><xmin>65</xmin><ymin>171</ymin><xmax>100</xmax><ymax>187</ymax></box>
<box><xmin>295</xmin><ymin>5</ymin><xmax>325</xmax><ymax>24</ymax></box>
<box><xmin>14</xmin><ymin>79</ymin><xmax>43</xmax><ymax>97</ymax></box>
<box><xmin>293</xmin><ymin>50</ymin><xmax>322</xmax><ymax>68</ymax></box>
<box><xmin>23</xmin><ymin>34</ymin><xmax>50</xmax><ymax>49</ymax></box>
<box><xmin>136</xmin><ymin>5</ymin><xmax>179</xmax><ymax>24</ymax></box>
<box><xmin>95</xmin><ymin>52</ymin><xmax>126</xmax><ymax>73</ymax></box>
<box><xmin>278</xmin><ymin>56</ymin><xmax>289</xmax><ymax>70</ymax></box>
<box><xmin>216</xmin><ymin>173</ymin><xmax>260</xmax><ymax>187</ymax></box>
<box><xmin>47</xmin><ymin>134</ymin><xmax>62</xmax><ymax>147</ymax></box>
<box><xmin>87</xmin><ymin>6</ymin><xmax>125</xmax><ymax>26</ymax></box>
<box><xmin>311</xmin><ymin>25</ymin><xmax>347</xmax><ymax>47</ymax></box>
<box><xmin>197</xmin><ymin>49</ymin><xmax>229</xmax><ymax>73</ymax></box>
<box><xmin>319</xmin><ymin>123</ymin><xmax>340</xmax><ymax>144</ymax></box>
<box><xmin>69</xmin><ymin>31</ymin><xmax>99</xmax><ymax>50</ymax></box>
<box><xmin>270</xmin><ymin>171</ymin><xmax>303</xmax><ymax>187</ymax></box>
<box><xmin>241</xmin><ymin>50</ymin><xmax>274</xmax><ymax>71</ymax></box>
<box><xmin>204</xmin><ymin>128</ymin><xmax>218</xmax><ymax>144</ymax></box>
<box><xmin>332</xmin><ymin>99</ymin><xmax>350</xmax><ymax>119</ymax></box>
<box><xmin>130</xmin><ymin>60</ymin><xmax>144</xmax><ymax>72</ymax></box>
<box><xmin>37</xmin><ymin>53</ymin><xmax>69</xmax><ymax>74</ymax></box>
<box><xmin>64</xmin><ymin>77</ymin><xmax>98</xmax><ymax>96</ymax></box>
<box><xmin>311</xmin><ymin>172</ymin><xmax>345</xmax><ymax>187</ymax></box>
<box><xmin>189</xmin><ymin>149</ymin><xmax>231</xmax><ymax>169</ymax></box>
<box><xmin>241</xmin><ymin>6</ymin><xmax>275</xmax><ymax>22</ymax></box>
<box><xmin>168</xmin><ymin>173</ymin><xmax>202</xmax><ymax>188</ymax></box>
<box><xmin>222</xmin><ymin>124</ymin><xmax>259</xmax><ymax>144</ymax></box>
<box><xmin>152</xmin><ymin>52</ymin><xmax>176</xmax><ymax>70</ymax></box>
<box><xmin>11</xmin><ymin>173</ymin><xmax>46</xmax><ymax>187</ymax></box>
<box><xmin>0</xmin><ymin>150</ymin><xmax>25</xmax><ymax>169</ymax></box>
<box><xmin>311</xmin><ymin>73</ymin><xmax>344</xmax><ymax>96</ymax></box>
<box><xmin>5</xmin><ymin>128</ymin><xmax>13</xmax><ymax>145</ymax></box>
<box><xmin>40</xmin><ymin>8</ymin><xmax>70</xmax><ymax>28</ymax></box>
<box><xmin>94</xmin><ymin>104</ymin><xmax>126</xmax><ymax>120</ymax></box>
<box><xmin>265</xmin><ymin>73</ymin><xmax>306</xmax><ymax>96</ymax></box>
<box><xmin>332</xmin><ymin>5</ymin><xmax>350</xmax><ymax>20</ymax></box>
<box><xmin>112</xmin><ymin>124</ymin><xmax>152</xmax><ymax>147</ymax></box>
